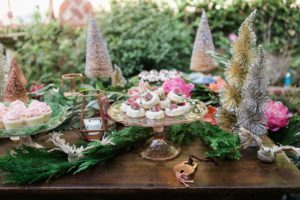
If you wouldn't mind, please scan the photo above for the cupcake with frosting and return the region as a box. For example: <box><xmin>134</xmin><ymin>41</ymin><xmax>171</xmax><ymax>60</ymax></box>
<box><xmin>0</xmin><ymin>105</ymin><xmax>8</xmax><ymax>129</ymax></box>
<box><xmin>28</xmin><ymin>100</ymin><xmax>52</xmax><ymax>122</ymax></box>
<box><xmin>9</xmin><ymin>100</ymin><xmax>26</xmax><ymax>115</ymax></box>
<box><xmin>24</xmin><ymin>107</ymin><xmax>44</xmax><ymax>127</ymax></box>
<box><xmin>3</xmin><ymin>110</ymin><xmax>24</xmax><ymax>129</ymax></box>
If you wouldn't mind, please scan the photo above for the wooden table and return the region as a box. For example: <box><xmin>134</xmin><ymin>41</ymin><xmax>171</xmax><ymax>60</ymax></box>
<box><xmin>0</xmin><ymin>132</ymin><xmax>300</xmax><ymax>200</ymax></box>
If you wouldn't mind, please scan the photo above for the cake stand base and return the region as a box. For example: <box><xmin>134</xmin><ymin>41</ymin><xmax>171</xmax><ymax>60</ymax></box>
<box><xmin>140</xmin><ymin>127</ymin><xmax>180</xmax><ymax>161</ymax></box>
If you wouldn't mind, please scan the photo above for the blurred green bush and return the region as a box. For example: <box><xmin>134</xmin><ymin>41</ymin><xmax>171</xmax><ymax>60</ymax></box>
<box><xmin>97</xmin><ymin>1</ymin><xmax>192</xmax><ymax>77</ymax></box>
<box><xmin>13</xmin><ymin>0</ymin><xmax>299</xmax><ymax>83</ymax></box>
<box><xmin>16</xmin><ymin>12</ymin><xmax>85</xmax><ymax>84</ymax></box>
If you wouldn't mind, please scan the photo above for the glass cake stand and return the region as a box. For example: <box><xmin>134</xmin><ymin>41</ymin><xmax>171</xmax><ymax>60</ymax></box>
<box><xmin>0</xmin><ymin>103</ymin><xmax>67</xmax><ymax>148</ymax></box>
<box><xmin>108</xmin><ymin>102</ymin><xmax>207</xmax><ymax>161</ymax></box>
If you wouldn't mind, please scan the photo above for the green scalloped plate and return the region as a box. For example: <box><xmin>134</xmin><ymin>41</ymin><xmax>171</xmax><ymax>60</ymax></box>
<box><xmin>0</xmin><ymin>103</ymin><xmax>67</xmax><ymax>138</ymax></box>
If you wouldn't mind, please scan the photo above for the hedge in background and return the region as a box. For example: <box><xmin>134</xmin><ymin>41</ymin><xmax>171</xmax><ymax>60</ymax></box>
<box><xmin>97</xmin><ymin>1</ymin><xmax>192</xmax><ymax>77</ymax></box>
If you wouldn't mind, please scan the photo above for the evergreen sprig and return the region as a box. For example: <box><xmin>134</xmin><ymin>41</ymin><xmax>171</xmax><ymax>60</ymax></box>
<box><xmin>167</xmin><ymin>121</ymin><xmax>241</xmax><ymax>160</ymax></box>
<box><xmin>0</xmin><ymin>126</ymin><xmax>152</xmax><ymax>184</ymax></box>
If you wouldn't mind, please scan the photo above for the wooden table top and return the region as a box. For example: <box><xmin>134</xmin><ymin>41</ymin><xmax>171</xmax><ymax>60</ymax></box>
<box><xmin>0</xmin><ymin>132</ymin><xmax>300</xmax><ymax>197</ymax></box>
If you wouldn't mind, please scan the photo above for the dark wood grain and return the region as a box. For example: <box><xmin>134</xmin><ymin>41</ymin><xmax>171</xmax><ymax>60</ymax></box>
<box><xmin>0</xmin><ymin>132</ymin><xmax>299</xmax><ymax>199</ymax></box>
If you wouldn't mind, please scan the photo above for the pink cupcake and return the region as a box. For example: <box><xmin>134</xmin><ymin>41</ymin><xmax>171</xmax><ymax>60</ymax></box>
<box><xmin>29</xmin><ymin>101</ymin><xmax>52</xmax><ymax>122</ymax></box>
<box><xmin>3</xmin><ymin>110</ymin><xmax>24</xmax><ymax>130</ymax></box>
<box><xmin>25</xmin><ymin>107</ymin><xmax>44</xmax><ymax>127</ymax></box>
<box><xmin>8</xmin><ymin>100</ymin><xmax>26</xmax><ymax>116</ymax></box>
<box><xmin>0</xmin><ymin>105</ymin><xmax>8</xmax><ymax>129</ymax></box>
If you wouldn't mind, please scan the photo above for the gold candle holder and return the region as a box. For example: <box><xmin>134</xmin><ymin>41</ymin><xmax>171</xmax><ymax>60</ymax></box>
<box><xmin>61</xmin><ymin>73</ymin><xmax>83</xmax><ymax>97</ymax></box>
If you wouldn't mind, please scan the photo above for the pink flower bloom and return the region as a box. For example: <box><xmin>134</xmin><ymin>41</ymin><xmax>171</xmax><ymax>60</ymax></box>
<box><xmin>264</xmin><ymin>101</ymin><xmax>292</xmax><ymax>132</ymax></box>
<box><xmin>228</xmin><ymin>33</ymin><xmax>238</xmax><ymax>43</ymax></box>
<box><xmin>29</xmin><ymin>82</ymin><xmax>45</xmax><ymax>93</ymax></box>
<box><xmin>162</xmin><ymin>77</ymin><xmax>194</xmax><ymax>97</ymax></box>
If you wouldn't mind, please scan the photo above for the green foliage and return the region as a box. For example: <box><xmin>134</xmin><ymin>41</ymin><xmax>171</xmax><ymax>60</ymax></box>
<box><xmin>0</xmin><ymin>126</ymin><xmax>152</xmax><ymax>184</ymax></box>
<box><xmin>13</xmin><ymin>1</ymin><xmax>299</xmax><ymax>83</ymax></box>
<box><xmin>167</xmin><ymin>121</ymin><xmax>241</xmax><ymax>160</ymax></box>
<box><xmin>176</xmin><ymin>0</ymin><xmax>300</xmax><ymax>55</ymax></box>
<box><xmin>97</xmin><ymin>1</ymin><xmax>192</xmax><ymax>77</ymax></box>
<box><xmin>0</xmin><ymin>120</ymin><xmax>241</xmax><ymax>184</ymax></box>
<box><xmin>191</xmin><ymin>84</ymin><xmax>219</xmax><ymax>105</ymax></box>
<box><xmin>15</xmin><ymin>11</ymin><xmax>85</xmax><ymax>83</ymax></box>
<box><xmin>269</xmin><ymin>114</ymin><xmax>300</xmax><ymax>146</ymax></box>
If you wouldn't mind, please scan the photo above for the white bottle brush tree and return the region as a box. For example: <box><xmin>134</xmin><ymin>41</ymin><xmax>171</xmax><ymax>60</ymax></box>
<box><xmin>190</xmin><ymin>11</ymin><xmax>216</xmax><ymax>73</ymax></box>
<box><xmin>85</xmin><ymin>17</ymin><xmax>113</xmax><ymax>79</ymax></box>
<box><xmin>237</xmin><ymin>46</ymin><xmax>269</xmax><ymax>136</ymax></box>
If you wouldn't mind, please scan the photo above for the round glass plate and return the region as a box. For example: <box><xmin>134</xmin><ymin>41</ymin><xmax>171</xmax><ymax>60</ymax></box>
<box><xmin>108</xmin><ymin>101</ymin><xmax>207</xmax><ymax>161</ymax></box>
<box><xmin>0</xmin><ymin>103</ymin><xmax>68</xmax><ymax>138</ymax></box>
<box><xmin>108</xmin><ymin>102</ymin><xmax>206</xmax><ymax>128</ymax></box>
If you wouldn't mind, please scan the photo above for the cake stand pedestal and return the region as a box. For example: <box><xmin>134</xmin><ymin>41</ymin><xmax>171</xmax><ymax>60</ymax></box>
<box><xmin>108</xmin><ymin>102</ymin><xmax>207</xmax><ymax>161</ymax></box>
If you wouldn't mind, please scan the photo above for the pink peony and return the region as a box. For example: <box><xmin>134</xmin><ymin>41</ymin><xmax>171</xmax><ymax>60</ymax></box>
<box><xmin>264</xmin><ymin>101</ymin><xmax>292</xmax><ymax>132</ymax></box>
<box><xmin>162</xmin><ymin>77</ymin><xmax>194</xmax><ymax>97</ymax></box>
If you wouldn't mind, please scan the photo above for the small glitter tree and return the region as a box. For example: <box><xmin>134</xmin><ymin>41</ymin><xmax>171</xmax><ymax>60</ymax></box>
<box><xmin>190</xmin><ymin>11</ymin><xmax>216</xmax><ymax>73</ymax></box>
<box><xmin>237</xmin><ymin>45</ymin><xmax>269</xmax><ymax>136</ymax></box>
<box><xmin>111</xmin><ymin>65</ymin><xmax>126</xmax><ymax>87</ymax></box>
<box><xmin>217</xmin><ymin>10</ymin><xmax>257</xmax><ymax>131</ymax></box>
<box><xmin>8</xmin><ymin>58</ymin><xmax>27</xmax><ymax>86</ymax></box>
<box><xmin>85</xmin><ymin>17</ymin><xmax>113</xmax><ymax>79</ymax></box>
<box><xmin>3</xmin><ymin>59</ymin><xmax>28</xmax><ymax>102</ymax></box>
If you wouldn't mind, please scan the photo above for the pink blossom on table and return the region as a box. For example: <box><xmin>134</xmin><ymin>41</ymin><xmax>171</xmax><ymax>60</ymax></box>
<box><xmin>29</xmin><ymin>82</ymin><xmax>45</xmax><ymax>93</ymax></box>
<box><xmin>264</xmin><ymin>101</ymin><xmax>293</xmax><ymax>132</ymax></box>
<box><xmin>228</xmin><ymin>33</ymin><xmax>238</xmax><ymax>43</ymax></box>
<box><xmin>162</xmin><ymin>77</ymin><xmax>194</xmax><ymax>97</ymax></box>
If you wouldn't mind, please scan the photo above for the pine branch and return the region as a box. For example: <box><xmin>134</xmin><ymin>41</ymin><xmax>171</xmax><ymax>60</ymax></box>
<box><xmin>167</xmin><ymin>121</ymin><xmax>241</xmax><ymax>160</ymax></box>
<box><xmin>0</xmin><ymin>126</ymin><xmax>152</xmax><ymax>184</ymax></box>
